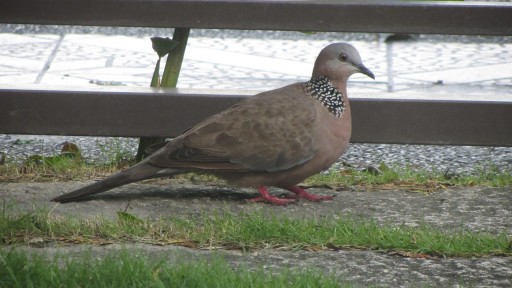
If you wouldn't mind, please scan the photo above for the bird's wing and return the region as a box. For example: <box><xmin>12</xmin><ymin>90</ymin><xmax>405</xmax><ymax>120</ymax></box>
<box><xmin>149</xmin><ymin>84</ymin><xmax>317</xmax><ymax>172</ymax></box>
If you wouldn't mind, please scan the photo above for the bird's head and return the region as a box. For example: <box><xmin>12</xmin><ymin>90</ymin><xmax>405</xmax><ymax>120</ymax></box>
<box><xmin>312</xmin><ymin>42</ymin><xmax>374</xmax><ymax>82</ymax></box>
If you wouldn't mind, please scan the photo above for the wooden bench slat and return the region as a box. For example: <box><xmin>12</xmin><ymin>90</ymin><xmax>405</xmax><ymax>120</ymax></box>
<box><xmin>1</xmin><ymin>1</ymin><xmax>511</xmax><ymax>35</ymax></box>
<box><xmin>2</xmin><ymin>87</ymin><xmax>511</xmax><ymax>146</ymax></box>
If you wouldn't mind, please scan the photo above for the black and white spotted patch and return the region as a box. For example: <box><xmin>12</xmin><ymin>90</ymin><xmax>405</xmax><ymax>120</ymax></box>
<box><xmin>303</xmin><ymin>76</ymin><xmax>345</xmax><ymax>117</ymax></box>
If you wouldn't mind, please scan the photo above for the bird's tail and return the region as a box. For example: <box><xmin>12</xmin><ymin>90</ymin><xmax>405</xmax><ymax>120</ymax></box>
<box><xmin>52</xmin><ymin>161</ymin><xmax>178</xmax><ymax>203</ymax></box>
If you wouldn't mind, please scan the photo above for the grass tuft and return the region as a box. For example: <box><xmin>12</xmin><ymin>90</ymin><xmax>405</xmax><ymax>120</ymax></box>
<box><xmin>304</xmin><ymin>164</ymin><xmax>512</xmax><ymax>193</ymax></box>
<box><xmin>2</xmin><ymin>141</ymin><xmax>511</xmax><ymax>193</ymax></box>
<box><xmin>0</xmin><ymin>249</ymin><xmax>343</xmax><ymax>287</ymax></box>
<box><xmin>1</xmin><ymin>207</ymin><xmax>509</xmax><ymax>258</ymax></box>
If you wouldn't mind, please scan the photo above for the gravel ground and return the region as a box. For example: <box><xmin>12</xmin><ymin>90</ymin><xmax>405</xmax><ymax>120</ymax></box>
<box><xmin>1</xmin><ymin>134</ymin><xmax>511</xmax><ymax>175</ymax></box>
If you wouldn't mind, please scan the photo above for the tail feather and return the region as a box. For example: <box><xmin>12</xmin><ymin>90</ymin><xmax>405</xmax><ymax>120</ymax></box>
<box><xmin>52</xmin><ymin>162</ymin><xmax>175</xmax><ymax>203</ymax></box>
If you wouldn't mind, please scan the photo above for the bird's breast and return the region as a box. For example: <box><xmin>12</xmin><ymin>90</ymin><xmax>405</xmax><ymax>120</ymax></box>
<box><xmin>312</xmin><ymin>98</ymin><xmax>352</xmax><ymax>170</ymax></box>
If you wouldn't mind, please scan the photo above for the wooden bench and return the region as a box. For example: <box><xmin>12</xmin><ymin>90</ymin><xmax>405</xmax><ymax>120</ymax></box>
<box><xmin>1</xmin><ymin>0</ymin><xmax>512</xmax><ymax>146</ymax></box>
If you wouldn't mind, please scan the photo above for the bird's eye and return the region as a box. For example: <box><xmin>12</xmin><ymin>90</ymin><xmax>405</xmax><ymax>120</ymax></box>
<box><xmin>339</xmin><ymin>53</ymin><xmax>348</xmax><ymax>62</ymax></box>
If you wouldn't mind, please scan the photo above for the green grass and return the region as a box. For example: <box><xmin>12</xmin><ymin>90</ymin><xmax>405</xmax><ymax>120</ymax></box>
<box><xmin>304</xmin><ymin>164</ymin><xmax>512</xmax><ymax>193</ymax></box>
<box><xmin>2</xmin><ymin>138</ymin><xmax>511</xmax><ymax>194</ymax></box>
<box><xmin>0</xmin><ymin>139</ymin><xmax>135</xmax><ymax>182</ymax></box>
<box><xmin>0</xmin><ymin>249</ymin><xmax>343</xmax><ymax>287</ymax></box>
<box><xmin>3</xmin><ymin>147</ymin><xmax>510</xmax><ymax>194</ymax></box>
<box><xmin>1</xmin><ymin>207</ymin><xmax>510</xmax><ymax>258</ymax></box>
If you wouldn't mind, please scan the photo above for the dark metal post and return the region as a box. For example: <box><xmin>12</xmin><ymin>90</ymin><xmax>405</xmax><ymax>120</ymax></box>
<box><xmin>135</xmin><ymin>28</ymin><xmax>191</xmax><ymax>161</ymax></box>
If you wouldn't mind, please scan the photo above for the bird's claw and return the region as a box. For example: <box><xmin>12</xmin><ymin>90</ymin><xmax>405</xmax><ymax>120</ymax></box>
<box><xmin>248</xmin><ymin>186</ymin><xmax>333</xmax><ymax>205</ymax></box>
<box><xmin>284</xmin><ymin>186</ymin><xmax>334</xmax><ymax>202</ymax></box>
<box><xmin>247</xmin><ymin>186</ymin><xmax>297</xmax><ymax>205</ymax></box>
<box><xmin>246</xmin><ymin>196</ymin><xmax>296</xmax><ymax>206</ymax></box>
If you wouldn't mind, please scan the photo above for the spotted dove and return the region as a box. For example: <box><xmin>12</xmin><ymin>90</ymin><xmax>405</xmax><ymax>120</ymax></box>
<box><xmin>53</xmin><ymin>42</ymin><xmax>374</xmax><ymax>205</ymax></box>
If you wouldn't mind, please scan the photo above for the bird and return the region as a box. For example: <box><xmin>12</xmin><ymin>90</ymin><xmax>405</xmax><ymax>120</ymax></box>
<box><xmin>52</xmin><ymin>42</ymin><xmax>374</xmax><ymax>205</ymax></box>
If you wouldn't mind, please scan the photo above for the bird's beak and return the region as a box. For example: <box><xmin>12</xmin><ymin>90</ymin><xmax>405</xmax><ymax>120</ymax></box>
<box><xmin>356</xmin><ymin>64</ymin><xmax>375</xmax><ymax>80</ymax></box>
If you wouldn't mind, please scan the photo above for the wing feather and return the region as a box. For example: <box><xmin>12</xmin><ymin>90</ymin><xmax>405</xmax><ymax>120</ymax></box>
<box><xmin>149</xmin><ymin>84</ymin><xmax>318</xmax><ymax>172</ymax></box>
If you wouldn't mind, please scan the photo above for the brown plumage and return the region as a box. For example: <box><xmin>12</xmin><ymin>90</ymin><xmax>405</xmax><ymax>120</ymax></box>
<box><xmin>53</xmin><ymin>42</ymin><xmax>374</xmax><ymax>205</ymax></box>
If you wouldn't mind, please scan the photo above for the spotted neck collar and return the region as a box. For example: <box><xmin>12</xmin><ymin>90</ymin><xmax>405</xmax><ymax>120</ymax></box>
<box><xmin>303</xmin><ymin>76</ymin><xmax>345</xmax><ymax>117</ymax></box>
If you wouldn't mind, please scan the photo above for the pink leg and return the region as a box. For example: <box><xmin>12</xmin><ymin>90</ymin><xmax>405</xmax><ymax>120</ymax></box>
<box><xmin>247</xmin><ymin>186</ymin><xmax>296</xmax><ymax>205</ymax></box>
<box><xmin>284</xmin><ymin>186</ymin><xmax>334</xmax><ymax>202</ymax></box>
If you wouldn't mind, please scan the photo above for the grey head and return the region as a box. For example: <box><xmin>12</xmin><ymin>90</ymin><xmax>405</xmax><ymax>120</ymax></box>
<box><xmin>312</xmin><ymin>42</ymin><xmax>374</xmax><ymax>82</ymax></box>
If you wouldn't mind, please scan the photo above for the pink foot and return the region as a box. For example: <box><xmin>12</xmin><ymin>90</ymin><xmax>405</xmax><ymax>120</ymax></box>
<box><xmin>284</xmin><ymin>186</ymin><xmax>334</xmax><ymax>202</ymax></box>
<box><xmin>247</xmin><ymin>186</ymin><xmax>296</xmax><ymax>205</ymax></box>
